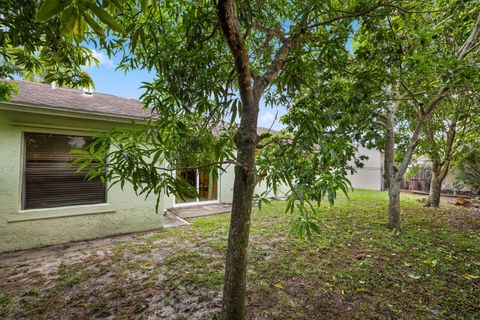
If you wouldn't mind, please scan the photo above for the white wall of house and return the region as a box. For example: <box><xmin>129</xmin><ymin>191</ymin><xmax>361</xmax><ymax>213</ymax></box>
<box><xmin>218</xmin><ymin>164</ymin><xmax>236</xmax><ymax>203</ymax></box>
<box><xmin>347</xmin><ymin>146</ymin><xmax>384</xmax><ymax>191</ymax></box>
<box><xmin>255</xmin><ymin>180</ymin><xmax>289</xmax><ymax>199</ymax></box>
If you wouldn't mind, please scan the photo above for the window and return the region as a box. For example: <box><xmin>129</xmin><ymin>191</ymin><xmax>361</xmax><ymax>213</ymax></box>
<box><xmin>23</xmin><ymin>133</ymin><xmax>106</xmax><ymax>210</ymax></box>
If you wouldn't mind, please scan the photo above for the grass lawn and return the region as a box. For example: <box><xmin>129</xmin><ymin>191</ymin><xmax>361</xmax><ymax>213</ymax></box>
<box><xmin>1</xmin><ymin>190</ymin><xmax>479</xmax><ymax>319</ymax></box>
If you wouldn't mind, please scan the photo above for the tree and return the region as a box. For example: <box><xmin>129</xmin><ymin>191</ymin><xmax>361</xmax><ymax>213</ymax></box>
<box><xmin>19</xmin><ymin>0</ymin><xmax>476</xmax><ymax>318</ymax></box>
<box><xmin>415</xmin><ymin>92</ymin><xmax>480</xmax><ymax>207</ymax></box>
<box><xmin>352</xmin><ymin>2</ymin><xmax>480</xmax><ymax>230</ymax></box>
<box><xmin>456</xmin><ymin>146</ymin><xmax>480</xmax><ymax>192</ymax></box>
<box><xmin>0</xmin><ymin>0</ymin><xmax>116</xmax><ymax>98</ymax></box>
<box><xmin>30</xmin><ymin>1</ymin><xmax>400</xmax><ymax>318</ymax></box>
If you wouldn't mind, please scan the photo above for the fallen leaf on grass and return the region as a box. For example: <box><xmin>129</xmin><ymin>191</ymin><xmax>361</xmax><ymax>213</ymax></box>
<box><xmin>422</xmin><ymin>259</ymin><xmax>438</xmax><ymax>266</ymax></box>
<box><xmin>464</xmin><ymin>274</ymin><xmax>479</xmax><ymax>280</ymax></box>
<box><xmin>356</xmin><ymin>288</ymin><xmax>370</xmax><ymax>293</ymax></box>
<box><xmin>274</xmin><ymin>283</ymin><xmax>284</xmax><ymax>289</ymax></box>
<box><xmin>408</xmin><ymin>274</ymin><xmax>421</xmax><ymax>280</ymax></box>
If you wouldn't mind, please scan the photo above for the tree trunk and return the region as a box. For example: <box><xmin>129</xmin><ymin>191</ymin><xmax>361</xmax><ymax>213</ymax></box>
<box><xmin>426</xmin><ymin>161</ymin><xmax>441</xmax><ymax>207</ymax></box>
<box><xmin>427</xmin><ymin>171</ymin><xmax>442</xmax><ymax>207</ymax></box>
<box><xmin>221</xmin><ymin>97</ymin><xmax>260</xmax><ymax>319</ymax></box>
<box><xmin>216</xmin><ymin>1</ymin><xmax>303</xmax><ymax>317</ymax></box>
<box><xmin>426</xmin><ymin>117</ymin><xmax>457</xmax><ymax>208</ymax></box>
<box><xmin>217</xmin><ymin>0</ymin><xmax>260</xmax><ymax>317</ymax></box>
<box><xmin>383</xmin><ymin>144</ymin><xmax>392</xmax><ymax>190</ymax></box>
<box><xmin>388</xmin><ymin>171</ymin><xmax>401</xmax><ymax>230</ymax></box>
<box><xmin>385</xmin><ymin>104</ymin><xmax>401</xmax><ymax>230</ymax></box>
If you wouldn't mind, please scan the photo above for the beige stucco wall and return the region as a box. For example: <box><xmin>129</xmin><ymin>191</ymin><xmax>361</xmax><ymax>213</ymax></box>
<box><xmin>0</xmin><ymin>105</ymin><xmax>163</xmax><ymax>253</ymax></box>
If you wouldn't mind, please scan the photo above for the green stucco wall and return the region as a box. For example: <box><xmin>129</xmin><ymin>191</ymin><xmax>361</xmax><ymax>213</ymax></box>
<box><xmin>0</xmin><ymin>105</ymin><xmax>164</xmax><ymax>253</ymax></box>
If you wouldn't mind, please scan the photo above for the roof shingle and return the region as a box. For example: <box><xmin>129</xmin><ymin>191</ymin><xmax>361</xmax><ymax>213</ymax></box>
<box><xmin>4</xmin><ymin>80</ymin><xmax>151</xmax><ymax>120</ymax></box>
<box><xmin>3</xmin><ymin>80</ymin><xmax>281</xmax><ymax>134</ymax></box>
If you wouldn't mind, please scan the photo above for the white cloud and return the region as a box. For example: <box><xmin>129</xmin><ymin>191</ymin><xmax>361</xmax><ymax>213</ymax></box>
<box><xmin>258</xmin><ymin>111</ymin><xmax>277</xmax><ymax>128</ymax></box>
<box><xmin>87</xmin><ymin>49</ymin><xmax>116</xmax><ymax>68</ymax></box>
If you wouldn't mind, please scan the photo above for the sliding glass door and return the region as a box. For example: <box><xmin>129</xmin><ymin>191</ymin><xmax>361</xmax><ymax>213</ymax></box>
<box><xmin>175</xmin><ymin>169</ymin><xmax>218</xmax><ymax>205</ymax></box>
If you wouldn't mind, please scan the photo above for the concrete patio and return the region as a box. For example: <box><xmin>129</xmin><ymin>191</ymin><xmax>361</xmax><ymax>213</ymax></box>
<box><xmin>167</xmin><ymin>203</ymin><xmax>232</xmax><ymax>219</ymax></box>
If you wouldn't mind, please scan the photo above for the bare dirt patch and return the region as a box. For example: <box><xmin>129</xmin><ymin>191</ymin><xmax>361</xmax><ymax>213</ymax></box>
<box><xmin>1</xmin><ymin>190</ymin><xmax>479</xmax><ymax>319</ymax></box>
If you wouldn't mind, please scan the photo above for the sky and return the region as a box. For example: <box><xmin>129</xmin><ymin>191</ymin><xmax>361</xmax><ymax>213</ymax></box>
<box><xmin>79</xmin><ymin>19</ymin><xmax>358</xmax><ymax>132</ymax></box>
<box><xmin>83</xmin><ymin>49</ymin><xmax>287</xmax><ymax>131</ymax></box>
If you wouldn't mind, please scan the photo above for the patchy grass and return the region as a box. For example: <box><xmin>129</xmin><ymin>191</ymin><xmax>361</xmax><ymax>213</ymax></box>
<box><xmin>0</xmin><ymin>294</ymin><xmax>13</xmax><ymax>317</ymax></box>
<box><xmin>0</xmin><ymin>190</ymin><xmax>479</xmax><ymax>319</ymax></box>
<box><xmin>57</xmin><ymin>264</ymin><xmax>94</xmax><ymax>289</ymax></box>
<box><xmin>164</xmin><ymin>248</ymin><xmax>224</xmax><ymax>288</ymax></box>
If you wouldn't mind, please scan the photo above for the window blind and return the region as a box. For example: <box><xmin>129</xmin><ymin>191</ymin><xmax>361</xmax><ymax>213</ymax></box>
<box><xmin>23</xmin><ymin>133</ymin><xmax>106</xmax><ymax>210</ymax></box>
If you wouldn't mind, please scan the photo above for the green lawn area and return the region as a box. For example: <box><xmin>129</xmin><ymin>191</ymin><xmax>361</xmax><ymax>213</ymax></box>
<box><xmin>170</xmin><ymin>190</ymin><xmax>480</xmax><ymax>319</ymax></box>
<box><xmin>1</xmin><ymin>190</ymin><xmax>479</xmax><ymax>319</ymax></box>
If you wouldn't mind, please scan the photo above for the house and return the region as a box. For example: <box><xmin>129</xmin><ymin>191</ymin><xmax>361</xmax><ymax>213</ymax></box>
<box><xmin>0</xmin><ymin>81</ymin><xmax>383</xmax><ymax>253</ymax></box>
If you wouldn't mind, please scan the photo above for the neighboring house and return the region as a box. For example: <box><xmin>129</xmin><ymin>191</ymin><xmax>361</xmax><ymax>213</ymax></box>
<box><xmin>0</xmin><ymin>81</ymin><xmax>383</xmax><ymax>253</ymax></box>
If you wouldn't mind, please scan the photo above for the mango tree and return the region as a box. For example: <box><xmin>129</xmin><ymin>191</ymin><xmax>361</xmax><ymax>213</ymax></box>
<box><xmin>417</xmin><ymin>92</ymin><xmax>480</xmax><ymax>207</ymax></box>
<box><xmin>352</xmin><ymin>2</ymin><xmax>480</xmax><ymax>230</ymax></box>
<box><xmin>89</xmin><ymin>2</ymin><xmax>390</xmax><ymax>318</ymax></box>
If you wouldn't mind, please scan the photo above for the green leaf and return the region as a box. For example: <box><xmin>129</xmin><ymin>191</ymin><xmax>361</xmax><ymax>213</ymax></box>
<box><xmin>464</xmin><ymin>274</ymin><xmax>480</xmax><ymax>280</ymax></box>
<box><xmin>75</xmin><ymin>160</ymin><xmax>90</xmax><ymax>173</ymax></box>
<box><xmin>73</xmin><ymin>11</ymin><xmax>86</xmax><ymax>42</ymax></box>
<box><xmin>139</xmin><ymin>28</ymin><xmax>146</xmax><ymax>49</ymax></box>
<box><xmin>82</xmin><ymin>13</ymin><xmax>106</xmax><ymax>39</ymax></box>
<box><xmin>131</xmin><ymin>29</ymin><xmax>139</xmax><ymax>51</ymax></box>
<box><xmin>141</xmin><ymin>0</ymin><xmax>148</xmax><ymax>15</ymax></box>
<box><xmin>60</xmin><ymin>7</ymin><xmax>76</xmax><ymax>34</ymax></box>
<box><xmin>35</xmin><ymin>0</ymin><xmax>69</xmax><ymax>22</ymax></box>
<box><xmin>88</xmin><ymin>3</ymin><xmax>125</xmax><ymax>34</ymax></box>
<box><xmin>106</xmin><ymin>0</ymin><xmax>123</xmax><ymax>11</ymax></box>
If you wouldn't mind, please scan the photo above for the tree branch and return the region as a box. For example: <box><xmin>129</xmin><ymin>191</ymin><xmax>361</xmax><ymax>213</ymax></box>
<box><xmin>155</xmin><ymin>160</ymin><xmax>242</xmax><ymax>172</ymax></box>
<box><xmin>400</xmin><ymin>80</ymin><xmax>424</xmax><ymax>113</ymax></box>
<box><xmin>254</xmin><ymin>7</ymin><xmax>312</xmax><ymax>95</ymax></box>
<box><xmin>253</xmin><ymin>21</ymin><xmax>286</xmax><ymax>41</ymax></box>
<box><xmin>457</xmin><ymin>10</ymin><xmax>480</xmax><ymax>59</ymax></box>
<box><xmin>257</xmin><ymin>136</ymin><xmax>290</xmax><ymax>149</ymax></box>
<box><xmin>306</xmin><ymin>1</ymin><xmax>391</xmax><ymax>30</ymax></box>
<box><xmin>216</xmin><ymin>0</ymin><xmax>255</xmax><ymax>107</ymax></box>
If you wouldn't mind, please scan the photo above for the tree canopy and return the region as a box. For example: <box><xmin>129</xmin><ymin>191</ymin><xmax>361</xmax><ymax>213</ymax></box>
<box><xmin>344</xmin><ymin>1</ymin><xmax>480</xmax><ymax>229</ymax></box>
<box><xmin>0</xmin><ymin>0</ymin><xmax>112</xmax><ymax>98</ymax></box>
